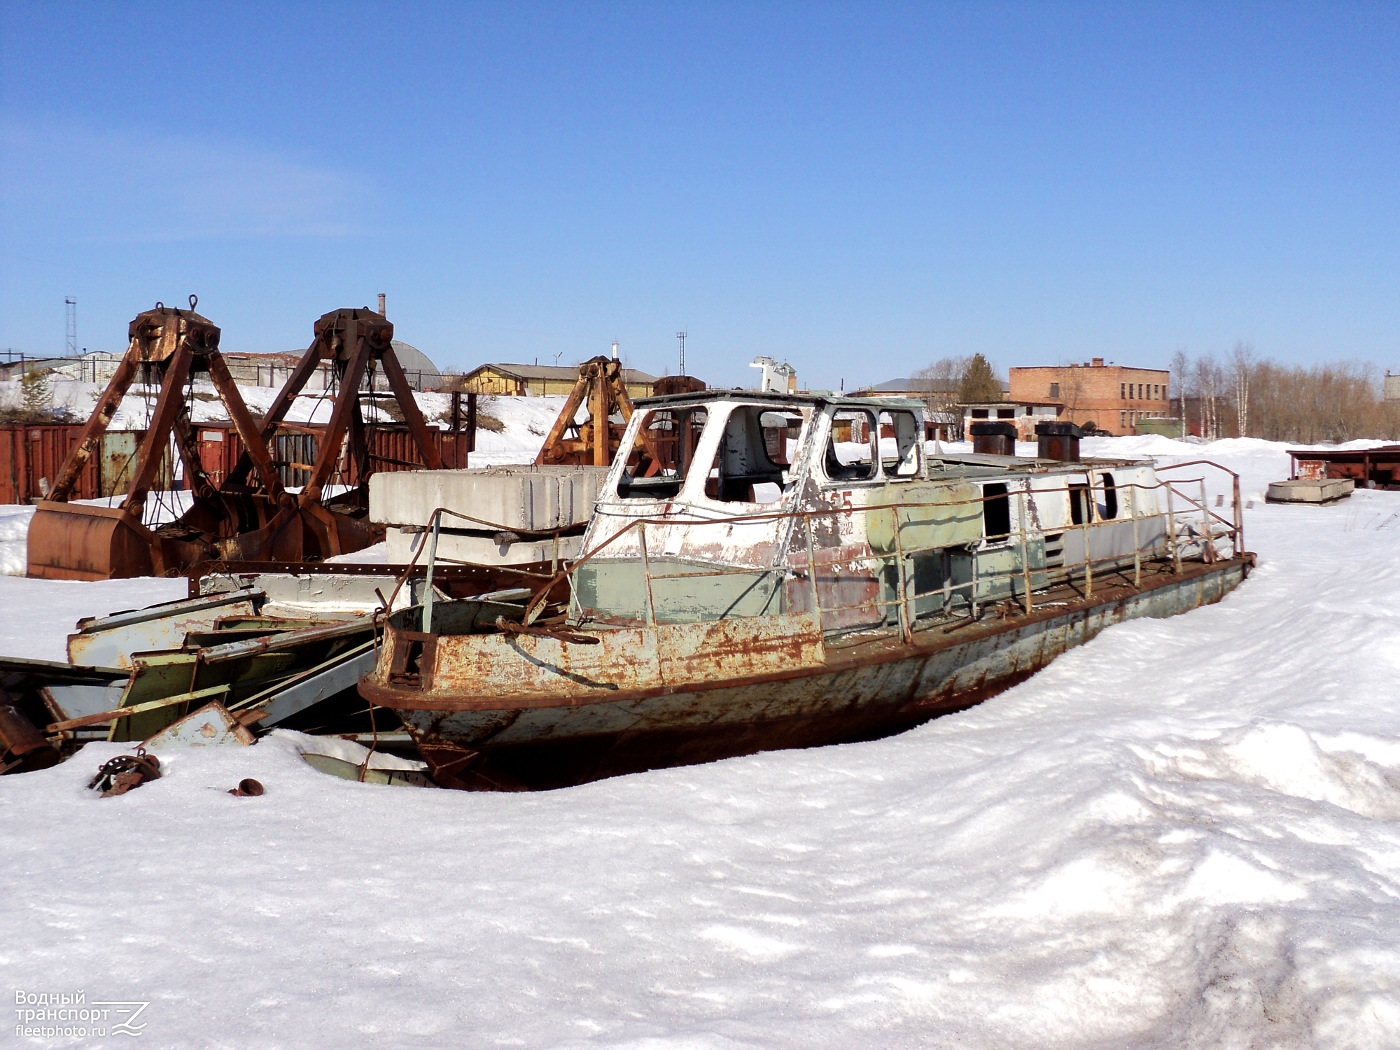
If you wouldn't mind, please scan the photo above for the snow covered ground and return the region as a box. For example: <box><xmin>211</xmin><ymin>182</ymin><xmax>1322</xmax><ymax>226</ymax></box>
<box><xmin>3</xmin><ymin>422</ymin><xmax>1400</xmax><ymax>1047</ymax></box>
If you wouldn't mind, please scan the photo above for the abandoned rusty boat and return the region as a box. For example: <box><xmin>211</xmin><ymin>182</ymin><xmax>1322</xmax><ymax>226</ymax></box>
<box><xmin>360</xmin><ymin>392</ymin><xmax>1254</xmax><ymax>789</ymax></box>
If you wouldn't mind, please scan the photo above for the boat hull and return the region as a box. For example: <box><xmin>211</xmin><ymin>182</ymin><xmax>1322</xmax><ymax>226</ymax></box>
<box><xmin>362</xmin><ymin>556</ymin><xmax>1252</xmax><ymax>790</ymax></box>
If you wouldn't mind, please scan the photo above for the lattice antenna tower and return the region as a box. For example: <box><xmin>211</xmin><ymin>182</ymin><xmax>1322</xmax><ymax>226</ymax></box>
<box><xmin>65</xmin><ymin>297</ymin><xmax>77</xmax><ymax>356</ymax></box>
<box><xmin>676</xmin><ymin>330</ymin><xmax>687</xmax><ymax>376</ymax></box>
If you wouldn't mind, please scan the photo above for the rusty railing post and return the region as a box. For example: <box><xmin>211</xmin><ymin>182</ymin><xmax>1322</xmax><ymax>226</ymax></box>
<box><xmin>892</xmin><ymin>504</ymin><xmax>912</xmax><ymax>644</ymax></box>
<box><xmin>421</xmin><ymin>508</ymin><xmax>442</xmax><ymax>634</ymax></box>
<box><xmin>1165</xmin><ymin>480</ymin><xmax>1183</xmax><ymax>574</ymax></box>
<box><xmin>1017</xmin><ymin>482</ymin><xmax>1033</xmax><ymax>614</ymax></box>
<box><xmin>638</xmin><ymin>521</ymin><xmax>657</xmax><ymax>627</ymax></box>
<box><xmin>1130</xmin><ymin>478</ymin><xmax>1141</xmax><ymax>588</ymax></box>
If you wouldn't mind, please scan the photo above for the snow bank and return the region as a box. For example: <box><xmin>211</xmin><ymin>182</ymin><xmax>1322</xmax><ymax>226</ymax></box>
<box><xmin>2</xmin><ymin>433</ymin><xmax>1399</xmax><ymax>1047</ymax></box>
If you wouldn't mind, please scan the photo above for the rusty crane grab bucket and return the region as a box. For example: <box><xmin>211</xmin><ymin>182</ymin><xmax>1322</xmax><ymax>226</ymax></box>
<box><xmin>26</xmin><ymin>298</ymin><xmax>293</xmax><ymax>580</ymax></box>
<box><xmin>26</xmin><ymin>302</ymin><xmax>447</xmax><ymax>580</ymax></box>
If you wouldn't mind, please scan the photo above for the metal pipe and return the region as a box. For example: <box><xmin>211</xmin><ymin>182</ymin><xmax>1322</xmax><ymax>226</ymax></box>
<box><xmin>422</xmin><ymin>510</ymin><xmax>441</xmax><ymax>633</ymax></box>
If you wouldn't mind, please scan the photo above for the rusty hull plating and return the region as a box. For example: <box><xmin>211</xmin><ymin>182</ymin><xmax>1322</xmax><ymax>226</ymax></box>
<box><xmin>362</xmin><ymin>390</ymin><xmax>1255</xmax><ymax>790</ymax></box>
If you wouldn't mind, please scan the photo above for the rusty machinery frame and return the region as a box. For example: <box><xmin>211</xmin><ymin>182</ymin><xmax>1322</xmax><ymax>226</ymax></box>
<box><xmin>534</xmin><ymin>356</ymin><xmax>638</xmax><ymax>468</ymax></box>
<box><xmin>27</xmin><ymin>302</ymin><xmax>444</xmax><ymax>580</ymax></box>
<box><xmin>534</xmin><ymin>357</ymin><xmax>705</xmax><ymax>469</ymax></box>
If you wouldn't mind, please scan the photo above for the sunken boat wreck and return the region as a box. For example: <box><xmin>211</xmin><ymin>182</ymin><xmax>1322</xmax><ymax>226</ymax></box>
<box><xmin>361</xmin><ymin>391</ymin><xmax>1254</xmax><ymax>790</ymax></box>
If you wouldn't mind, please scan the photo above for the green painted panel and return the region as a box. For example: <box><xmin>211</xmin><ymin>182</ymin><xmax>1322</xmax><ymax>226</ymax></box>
<box><xmin>574</xmin><ymin>558</ymin><xmax>782</xmax><ymax>624</ymax></box>
<box><xmin>867</xmin><ymin>481</ymin><xmax>983</xmax><ymax>555</ymax></box>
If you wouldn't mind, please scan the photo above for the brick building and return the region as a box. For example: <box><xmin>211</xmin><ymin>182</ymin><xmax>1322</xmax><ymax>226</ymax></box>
<box><xmin>1009</xmin><ymin>358</ymin><xmax>1170</xmax><ymax>436</ymax></box>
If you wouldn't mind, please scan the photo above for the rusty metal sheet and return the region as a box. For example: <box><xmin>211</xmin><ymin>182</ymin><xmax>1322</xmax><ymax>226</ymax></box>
<box><xmin>655</xmin><ymin>612</ymin><xmax>824</xmax><ymax>688</ymax></box>
<box><xmin>100</xmin><ymin>430</ymin><xmax>139</xmax><ymax>497</ymax></box>
<box><xmin>25</xmin><ymin>501</ymin><xmax>155</xmax><ymax>581</ymax></box>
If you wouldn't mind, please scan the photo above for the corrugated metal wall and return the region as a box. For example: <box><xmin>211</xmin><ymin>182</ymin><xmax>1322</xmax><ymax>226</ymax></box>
<box><xmin>2</xmin><ymin>420</ymin><xmax>474</xmax><ymax>505</ymax></box>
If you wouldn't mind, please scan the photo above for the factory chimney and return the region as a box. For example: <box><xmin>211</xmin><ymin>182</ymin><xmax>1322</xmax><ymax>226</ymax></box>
<box><xmin>377</xmin><ymin>292</ymin><xmax>387</xmax><ymax>316</ymax></box>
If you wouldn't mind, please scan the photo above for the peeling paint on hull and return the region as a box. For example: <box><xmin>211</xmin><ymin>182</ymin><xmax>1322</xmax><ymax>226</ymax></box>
<box><xmin>362</xmin><ymin>556</ymin><xmax>1251</xmax><ymax>790</ymax></box>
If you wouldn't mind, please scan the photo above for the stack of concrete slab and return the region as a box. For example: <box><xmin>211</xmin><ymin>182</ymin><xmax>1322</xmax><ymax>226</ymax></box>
<box><xmin>1265</xmin><ymin>477</ymin><xmax>1355</xmax><ymax>505</ymax></box>
<box><xmin>369</xmin><ymin>465</ymin><xmax>611</xmax><ymax>565</ymax></box>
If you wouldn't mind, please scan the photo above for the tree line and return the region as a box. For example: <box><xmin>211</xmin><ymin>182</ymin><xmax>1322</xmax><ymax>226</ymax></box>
<box><xmin>904</xmin><ymin>348</ymin><xmax>1400</xmax><ymax>444</ymax></box>
<box><xmin>1170</xmin><ymin>345</ymin><xmax>1400</xmax><ymax>443</ymax></box>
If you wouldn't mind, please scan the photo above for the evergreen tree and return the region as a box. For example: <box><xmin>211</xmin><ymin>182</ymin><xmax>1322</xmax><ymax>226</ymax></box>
<box><xmin>20</xmin><ymin>368</ymin><xmax>52</xmax><ymax>421</ymax></box>
<box><xmin>958</xmin><ymin>354</ymin><xmax>1002</xmax><ymax>403</ymax></box>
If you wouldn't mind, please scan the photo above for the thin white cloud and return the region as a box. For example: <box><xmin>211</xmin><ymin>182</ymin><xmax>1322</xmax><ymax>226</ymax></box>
<box><xmin>0</xmin><ymin>119</ymin><xmax>375</xmax><ymax>242</ymax></box>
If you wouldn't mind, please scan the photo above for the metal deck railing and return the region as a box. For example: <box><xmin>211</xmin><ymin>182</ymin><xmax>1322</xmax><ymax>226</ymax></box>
<box><xmin>394</xmin><ymin>461</ymin><xmax>1246</xmax><ymax>643</ymax></box>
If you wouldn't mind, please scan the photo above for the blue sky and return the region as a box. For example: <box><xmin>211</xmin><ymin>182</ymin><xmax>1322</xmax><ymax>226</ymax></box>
<box><xmin>1</xmin><ymin>2</ymin><xmax>1396</xmax><ymax>390</ymax></box>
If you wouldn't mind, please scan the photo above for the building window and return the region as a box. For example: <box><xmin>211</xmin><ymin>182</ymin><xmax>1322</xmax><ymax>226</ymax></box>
<box><xmin>971</xmin><ymin>408</ymin><xmax>989</xmax><ymax>419</ymax></box>
<box><xmin>1120</xmin><ymin>383</ymin><xmax>1126</xmax><ymax>399</ymax></box>
<box><xmin>1049</xmin><ymin>382</ymin><xmax>1060</xmax><ymax>398</ymax></box>
<box><xmin>996</xmin><ymin>408</ymin><xmax>1015</xmax><ymax>419</ymax></box>
<box><xmin>1120</xmin><ymin>410</ymin><xmax>1127</xmax><ymax>428</ymax></box>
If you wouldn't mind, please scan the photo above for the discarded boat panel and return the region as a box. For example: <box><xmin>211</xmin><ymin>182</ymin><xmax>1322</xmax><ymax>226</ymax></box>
<box><xmin>141</xmin><ymin>702</ymin><xmax>256</xmax><ymax>750</ymax></box>
<box><xmin>1266</xmin><ymin>477</ymin><xmax>1354</xmax><ymax>505</ymax></box>
<box><xmin>362</xmin><ymin>392</ymin><xmax>1255</xmax><ymax>790</ymax></box>
<box><xmin>68</xmin><ymin>588</ymin><xmax>262</xmax><ymax>669</ymax></box>
<box><xmin>302</xmin><ymin>751</ymin><xmax>435</xmax><ymax>788</ymax></box>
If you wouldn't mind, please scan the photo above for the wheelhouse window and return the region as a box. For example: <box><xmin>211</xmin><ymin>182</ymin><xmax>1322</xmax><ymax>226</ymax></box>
<box><xmin>878</xmin><ymin>410</ymin><xmax>921</xmax><ymax>478</ymax></box>
<box><xmin>703</xmin><ymin>406</ymin><xmax>804</xmax><ymax>504</ymax></box>
<box><xmin>822</xmin><ymin>409</ymin><xmax>879</xmax><ymax>483</ymax></box>
<box><xmin>616</xmin><ymin>406</ymin><xmax>708</xmax><ymax>499</ymax></box>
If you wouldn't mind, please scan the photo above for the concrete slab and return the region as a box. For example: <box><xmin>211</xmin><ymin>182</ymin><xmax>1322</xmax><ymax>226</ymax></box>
<box><xmin>370</xmin><ymin>465</ymin><xmax>610</xmax><ymax>532</ymax></box>
<box><xmin>1266</xmin><ymin>477</ymin><xmax>1355</xmax><ymax>505</ymax></box>
<box><xmin>386</xmin><ymin>527</ymin><xmax>583</xmax><ymax>567</ymax></box>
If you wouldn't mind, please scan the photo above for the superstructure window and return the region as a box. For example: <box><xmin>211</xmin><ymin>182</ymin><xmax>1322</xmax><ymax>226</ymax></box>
<box><xmin>1069</xmin><ymin>482</ymin><xmax>1090</xmax><ymax>526</ymax></box>
<box><xmin>1098</xmin><ymin>472</ymin><xmax>1118</xmax><ymax>519</ymax></box>
<box><xmin>983</xmin><ymin>483</ymin><xmax>1011</xmax><ymax>540</ymax></box>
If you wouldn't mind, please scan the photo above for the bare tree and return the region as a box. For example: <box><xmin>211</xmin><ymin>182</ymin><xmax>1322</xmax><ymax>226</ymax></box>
<box><xmin>911</xmin><ymin>356</ymin><xmax>968</xmax><ymax>438</ymax></box>
<box><xmin>1193</xmin><ymin>354</ymin><xmax>1229</xmax><ymax>440</ymax></box>
<box><xmin>1231</xmin><ymin>342</ymin><xmax>1253</xmax><ymax>438</ymax></box>
<box><xmin>1169</xmin><ymin>348</ymin><xmax>1191</xmax><ymax>437</ymax></box>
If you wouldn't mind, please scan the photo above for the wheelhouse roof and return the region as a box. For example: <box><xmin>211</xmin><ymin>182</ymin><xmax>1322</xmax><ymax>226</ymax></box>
<box><xmin>633</xmin><ymin>389</ymin><xmax>925</xmax><ymax>414</ymax></box>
